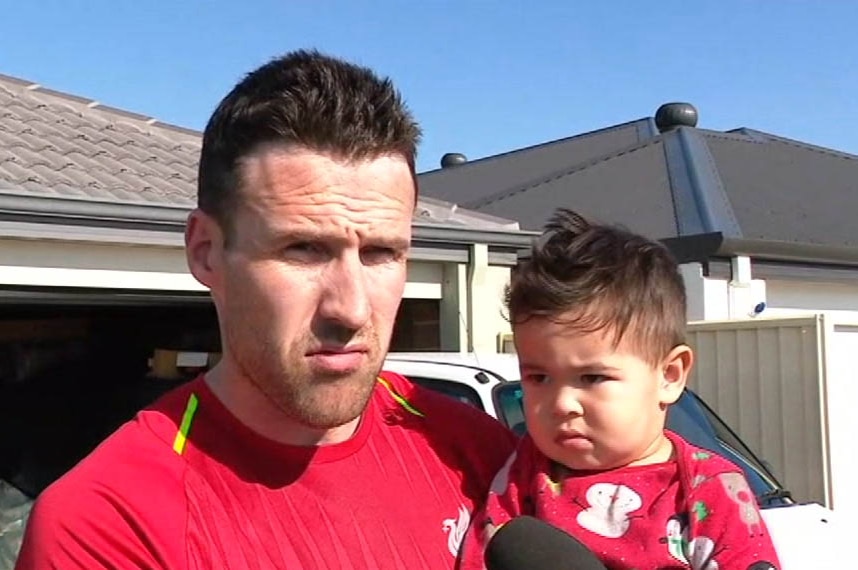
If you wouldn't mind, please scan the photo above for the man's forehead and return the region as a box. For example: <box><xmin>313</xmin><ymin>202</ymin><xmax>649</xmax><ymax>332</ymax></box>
<box><xmin>266</xmin><ymin>215</ymin><xmax>411</xmax><ymax>237</ymax></box>
<box><xmin>240</xmin><ymin>143</ymin><xmax>411</xmax><ymax>178</ymax></box>
<box><xmin>238</xmin><ymin>146</ymin><xmax>413</xmax><ymax>202</ymax></box>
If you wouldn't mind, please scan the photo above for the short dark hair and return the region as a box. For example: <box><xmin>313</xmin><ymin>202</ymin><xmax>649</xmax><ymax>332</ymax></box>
<box><xmin>198</xmin><ymin>49</ymin><xmax>422</xmax><ymax>237</ymax></box>
<box><xmin>506</xmin><ymin>208</ymin><xmax>687</xmax><ymax>365</ymax></box>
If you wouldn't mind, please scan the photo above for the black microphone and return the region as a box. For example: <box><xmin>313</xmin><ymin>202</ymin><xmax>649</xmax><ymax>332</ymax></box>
<box><xmin>485</xmin><ymin>516</ymin><xmax>608</xmax><ymax>570</ymax></box>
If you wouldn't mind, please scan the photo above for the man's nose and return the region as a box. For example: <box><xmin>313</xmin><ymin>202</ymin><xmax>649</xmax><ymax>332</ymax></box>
<box><xmin>317</xmin><ymin>251</ymin><xmax>371</xmax><ymax>331</ymax></box>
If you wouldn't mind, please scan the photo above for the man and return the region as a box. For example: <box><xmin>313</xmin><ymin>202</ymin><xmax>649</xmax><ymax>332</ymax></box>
<box><xmin>16</xmin><ymin>50</ymin><xmax>517</xmax><ymax>569</ymax></box>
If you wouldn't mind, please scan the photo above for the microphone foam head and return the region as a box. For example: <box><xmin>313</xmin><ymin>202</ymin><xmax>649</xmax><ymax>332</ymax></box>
<box><xmin>485</xmin><ymin>516</ymin><xmax>607</xmax><ymax>570</ymax></box>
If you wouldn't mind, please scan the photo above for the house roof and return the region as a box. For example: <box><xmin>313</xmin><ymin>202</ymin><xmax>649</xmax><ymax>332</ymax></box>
<box><xmin>418</xmin><ymin>105</ymin><xmax>858</xmax><ymax>266</ymax></box>
<box><xmin>0</xmin><ymin>73</ymin><xmax>201</xmax><ymax>207</ymax></box>
<box><xmin>0</xmin><ymin>72</ymin><xmax>525</xmax><ymax>240</ymax></box>
<box><xmin>419</xmin><ymin>118</ymin><xmax>655</xmax><ymax>206</ymax></box>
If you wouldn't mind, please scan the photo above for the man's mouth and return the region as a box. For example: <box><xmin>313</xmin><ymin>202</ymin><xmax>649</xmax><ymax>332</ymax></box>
<box><xmin>305</xmin><ymin>345</ymin><xmax>369</xmax><ymax>373</ymax></box>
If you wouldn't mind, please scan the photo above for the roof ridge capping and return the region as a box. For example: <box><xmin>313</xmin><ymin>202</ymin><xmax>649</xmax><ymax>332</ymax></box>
<box><xmin>0</xmin><ymin>72</ymin><xmax>202</xmax><ymax>139</ymax></box>
<box><xmin>725</xmin><ymin>127</ymin><xmax>858</xmax><ymax>160</ymax></box>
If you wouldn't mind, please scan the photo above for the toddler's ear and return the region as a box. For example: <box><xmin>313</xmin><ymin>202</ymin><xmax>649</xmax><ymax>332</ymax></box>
<box><xmin>659</xmin><ymin>345</ymin><xmax>693</xmax><ymax>405</ymax></box>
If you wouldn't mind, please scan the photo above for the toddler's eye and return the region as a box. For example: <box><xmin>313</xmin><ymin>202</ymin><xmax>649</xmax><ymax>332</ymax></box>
<box><xmin>523</xmin><ymin>374</ymin><xmax>549</xmax><ymax>385</ymax></box>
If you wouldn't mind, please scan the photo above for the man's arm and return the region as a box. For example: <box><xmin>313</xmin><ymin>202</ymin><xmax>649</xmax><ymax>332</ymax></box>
<box><xmin>457</xmin><ymin>444</ymin><xmax>532</xmax><ymax>570</ymax></box>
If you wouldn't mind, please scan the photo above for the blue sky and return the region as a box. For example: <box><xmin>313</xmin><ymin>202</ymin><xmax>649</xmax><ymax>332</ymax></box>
<box><xmin>1</xmin><ymin>1</ymin><xmax>856</xmax><ymax>172</ymax></box>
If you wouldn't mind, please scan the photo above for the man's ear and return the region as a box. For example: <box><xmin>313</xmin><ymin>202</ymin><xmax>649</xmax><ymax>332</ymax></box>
<box><xmin>659</xmin><ymin>344</ymin><xmax>694</xmax><ymax>406</ymax></box>
<box><xmin>185</xmin><ymin>209</ymin><xmax>225</xmax><ymax>290</ymax></box>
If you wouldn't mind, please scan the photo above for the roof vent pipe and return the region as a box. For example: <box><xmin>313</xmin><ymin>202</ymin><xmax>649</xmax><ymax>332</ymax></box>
<box><xmin>655</xmin><ymin>102</ymin><xmax>698</xmax><ymax>133</ymax></box>
<box><xmin>440</xmin><ymin>152</ymin><xmax>468</xmax><ymax>168</ymax></box>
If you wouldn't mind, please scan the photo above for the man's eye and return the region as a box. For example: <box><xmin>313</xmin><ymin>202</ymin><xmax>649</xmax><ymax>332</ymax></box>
<box><xmin>361</xmin><ymin>247</ymin><xmax>398</xmax><ymax>264</ymax></box>
<box><xmin>282</xmin><ymin>242</ymin><xmax>325</xmax><ymax>259</ymax></box>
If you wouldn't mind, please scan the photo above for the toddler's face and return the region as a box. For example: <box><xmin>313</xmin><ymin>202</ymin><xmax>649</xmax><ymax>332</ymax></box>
<box><xmin>514</xmin><ymin>314</ymin><xmax>684</xmax><ymax>471</ymax></box>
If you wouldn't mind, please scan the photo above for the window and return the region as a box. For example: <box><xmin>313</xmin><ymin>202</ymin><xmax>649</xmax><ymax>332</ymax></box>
<box><xmin>407</xmin><ymin>376</ymin><xmax>484</xmax><ymax>411</ymax></box>
<box><xmin>494</xmin><ymin>383</ymin><xmax>526</xmax><ymax>435</ymax></box>
<box><xmin>389</xmin><ymin>299</ymin><xmax>440</xmax><ymax>352</ymax></box>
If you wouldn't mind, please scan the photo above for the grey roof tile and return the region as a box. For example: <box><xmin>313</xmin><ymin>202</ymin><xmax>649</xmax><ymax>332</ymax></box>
<box><xmin>49</xmin><ymin>182</ymin><xmax>89</xmax><ymax>198</ymax></box>
<box><xmin>18</xmin><ymin>179</ymin><xmax>51</xmax><ymax>194</ymax></box>
<box><xmin>0</xmin><ymin>157</ymin><xmax>31</xmax><ymax>179</ymax></box>
<box><xmin>0</xmin><ymin>73</ymin><xmax>202</xmax><ymax>207</ymax></box>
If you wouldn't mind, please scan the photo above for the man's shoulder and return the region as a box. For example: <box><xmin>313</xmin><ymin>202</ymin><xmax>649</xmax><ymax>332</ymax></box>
<box><xmin>377</xmin><ymin>369</ymin><xmax>512</xmax><ymax>435</ymax></box>
<box><xmin>376</xmin><ymin>370</ymin><xmax>517</xmax><ymax>497</ymax></box>
<box><xmin>17</xmin><ymin>382</ymin><xmax>198</xmax><ymax>568</ymax></box>
<box><xmin>36</xmin><ymin>380</ymin><xmax>194</xmax><ymax>512</ymax></box>
<box><xmin>376</xmin><ymin>370</ymin><xmax>517</xmax><ymax>461</ymax></box>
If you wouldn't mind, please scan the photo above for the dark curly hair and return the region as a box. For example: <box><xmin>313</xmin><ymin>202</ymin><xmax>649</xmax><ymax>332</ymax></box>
<box><xmin>506</xmin><ymin>208</ymin><xmax>687</xmax><ymax>364</ymax></box>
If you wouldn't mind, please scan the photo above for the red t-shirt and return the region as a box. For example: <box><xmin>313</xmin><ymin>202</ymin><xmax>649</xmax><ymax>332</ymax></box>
<box><xmin>459</xmin><ymin>431</ymin><xmax>781</xmax><ymax>570</ymax></box>
<box><xmin>16</xmin><ymin>371</ymin><xmax>517</xmax><ymax>569</ymax></box>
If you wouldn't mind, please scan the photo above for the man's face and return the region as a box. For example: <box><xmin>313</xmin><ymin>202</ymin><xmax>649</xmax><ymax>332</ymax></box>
<box><xmin>515</xmin><ymin>314</ymin><xmax>680</xmax><ymax>471</ymax></box>
<box><xmin>209</xmin><ymin>146</ymin><xmax>414</xmax><ymax>429</ymax></box>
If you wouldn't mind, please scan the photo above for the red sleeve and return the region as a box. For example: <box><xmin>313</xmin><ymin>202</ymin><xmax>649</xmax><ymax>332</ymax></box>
<box><xmin>14</xmin><ymin>425</ymin><xmax>188</xmax><ymax>569</ymax></box>
<box><xmin>686</xmin><ymin>470</ymin><xmax>782</xmax><ymax>569</ymax></box>
<box><xmin>457</xmin><ymin>438</ymin><xmax>537</xmax><ymax>570</ymax></box>
<box><xmin>16</xmin><ymin>485</ymin><xmax>173</xmax><ymax>569</ymax></box>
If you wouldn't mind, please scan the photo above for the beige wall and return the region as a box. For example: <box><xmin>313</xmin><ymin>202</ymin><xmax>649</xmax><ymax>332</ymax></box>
<box><xmin>680</xmin><ymin>261</ymin><xmax>767</xmax><ymax>321</ymax></box>
<box><xmin>480</xmin><ymin>265</ymin><xmax>513</xmax><ymax>352</ymax></box>
<box><xmin>437</xmin><ymin>253</ymin><xmax>512</xmax><ymax>354</ymax></box>
<box><xmin>683</xmin><ymin>260</ymin><xmax>858</xmax><ymax>323</ymax></box>
<box><xmin>764</xmin><ymin>279</ymin><xmax>858</xmax><ymax>320</ymax></box>
<box><xmin>0</xmin><ymin>236</ymin><xmax>516</xmax><ymax>353</ymax></box>
<box><xmin>0</xmin><ymin>237</ymin><xmax>447</xmax><ymax>299</ymax></box>
<box><xmin>0</xmin><ymin>237</ymin><xmax>202</xmax><ymax>290</ymax></box>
